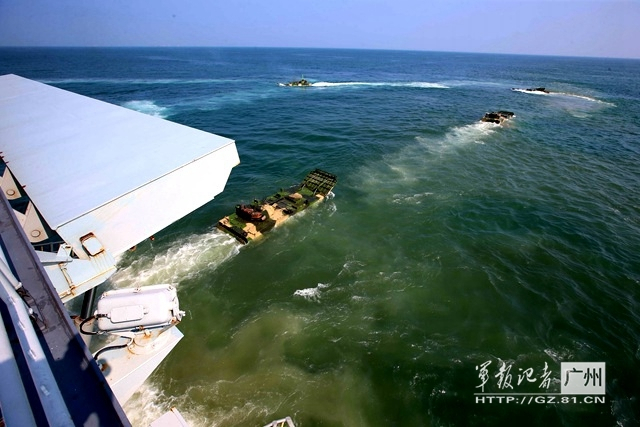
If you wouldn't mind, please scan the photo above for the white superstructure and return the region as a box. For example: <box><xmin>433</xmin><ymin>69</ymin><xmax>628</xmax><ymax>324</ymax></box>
<box><xmin>0</xmin><ymin>73</ymin><xmax>239</xmax><ymax>300</ymax></box>
<box><xmin>0</xmin><ymin>74</ymin><xmax>240</xmax><ymax>422</ymax></box>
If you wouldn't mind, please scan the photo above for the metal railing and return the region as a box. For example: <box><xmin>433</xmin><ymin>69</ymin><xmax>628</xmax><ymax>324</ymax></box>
<box><xmin>0</xmin><ymin>257</ymin><xmax>74</xmax><ymax>427</ymax></box>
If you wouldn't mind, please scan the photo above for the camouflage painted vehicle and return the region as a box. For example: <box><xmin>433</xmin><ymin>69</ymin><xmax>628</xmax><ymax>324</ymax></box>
<box><xmin>217</xmin><ymin>169</ymin><xmax>337</xmax><ymax>244</ymax></box>
<box><xmin>284</xmin><ymin>78</ymin><xmax>311</xmax><ymax>87</ymax></box>
<box><xmin>481</xmin><ymin>110</ymin><xmax>515</xmax><ymax>124</ymax></box>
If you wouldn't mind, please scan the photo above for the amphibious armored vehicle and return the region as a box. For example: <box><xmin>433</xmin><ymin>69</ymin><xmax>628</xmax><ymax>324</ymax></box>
<box><xmin>512</xmin><ymin>87</ymin><xmax>550</xmax><ymax>94</ymax></box>
<box><xmin>217</xmin><ymin>169</ymin><xmax>337</xmax><ymax>244</ymax></box>
<box><xmin>481</xmin><ymin>110</ymin><xmax>515</xmax><ymax>124</ymax></box>
<box><xmin>284</xmin><ymin>78</ymin><xmax>311</xmax><ymax>87</ymax></box>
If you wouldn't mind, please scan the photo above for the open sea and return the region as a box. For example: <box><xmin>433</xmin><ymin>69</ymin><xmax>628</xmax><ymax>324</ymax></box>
<box><xmin>1</xmin><ymin>47</ymin><xmax>639</xmax><ymax>427</ymax></box>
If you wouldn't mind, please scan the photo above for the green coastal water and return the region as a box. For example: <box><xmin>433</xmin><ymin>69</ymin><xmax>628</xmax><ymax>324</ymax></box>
<box><xmin>2</xmin><ymin>48</ymin><xmax>639</xmax><ymax>426</ymax></box>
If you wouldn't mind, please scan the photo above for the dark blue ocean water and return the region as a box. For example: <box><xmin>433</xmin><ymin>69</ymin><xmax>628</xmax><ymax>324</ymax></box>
<box><xmin>2</xmin><ymin>48</ymin><xmax>640</xmax><ymax>427</ymax></box>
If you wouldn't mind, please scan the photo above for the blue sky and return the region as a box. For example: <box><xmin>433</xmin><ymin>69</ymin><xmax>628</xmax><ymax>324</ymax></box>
<box><xmin>0</xmin><ymin>0</ymin><xmax>638</xmax><ymax>58</ymax></box>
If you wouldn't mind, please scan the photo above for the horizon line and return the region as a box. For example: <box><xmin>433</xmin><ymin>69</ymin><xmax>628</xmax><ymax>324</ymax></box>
<box><xmin>0</xmin><ymin>45</ymin><xmax>638</xmax><ymax>61</ymax></box>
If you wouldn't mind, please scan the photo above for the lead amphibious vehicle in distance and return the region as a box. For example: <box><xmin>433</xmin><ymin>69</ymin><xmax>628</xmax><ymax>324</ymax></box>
<box><xmin>283</xmin><ymin>78</ymin><xmax>312</xmax><ymax>87</ymax></box>
<box><xmin>512</xmin><ymin>87</ymin><xmax>550</xmax><ymax>94</ymax></box>
<box><xmin>217</xmin><ymin>169</ymin><xmax>337</xmax><ymax>244</ymax></box>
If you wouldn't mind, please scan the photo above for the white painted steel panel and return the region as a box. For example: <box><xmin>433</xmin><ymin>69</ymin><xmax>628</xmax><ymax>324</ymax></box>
<box><xmin>56</xmin><ymin>143</ymin><xmax>239</xmax><ymax>257</ymax></box>
<box><xmin>0</xmin><ymin>74</ymin><xmax>240</xmax><ymax>257</ymax></box>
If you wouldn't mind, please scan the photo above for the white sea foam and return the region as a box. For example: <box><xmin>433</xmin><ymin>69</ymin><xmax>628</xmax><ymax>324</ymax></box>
<box><xmin>441</xmin><ymin>122</ymin><xmax>498</xmax><ymax>145</ymax></box>
<box><xmin>110</xmin><ymin>229</ymin><xmax>240</xmax><ymax>290</ymax></box>
<box><xmin>392</xmin><ymin>192</ymin><xmax>434</xmax><ymax>204</ymax></box>
<box><xmin>293</xmin><ymin>283</ymin><xmax>329</xmax><ymax>301</ymax></box>
<box><xmin>124</xmin><ymin>383</ymin><xmax>181</xmax><ymax>427</ymax></box>
<box><xmin>543</xmin><ymin>347</ymin><xmax>574</xmax><ymax>363</ymax></box>
<box><xmin>325</xmin><ymin>201</ymin><xmax>338</xmax><ymax>216</ymax></box>
<box><xmin>310</xmin><ymin>81</ymin><xmax>448</xmax><ymax>89</ymax></box>
<box><xmin>124</xmin><ymin>382</ymin><xmax>220</xmax><ymax>427</ymax></box>
<box><xmin>443</xmin><ymin>80</ymin><xmax>506</xmax><ymax>88</ymax></box>
<box><xmin>553</xmin><ymin>91</ymin><xmax>616</xmax><ymax>106</ymax></box>
<box><xmin>513</xmin><ymin>88</ymin><xmax>614</xmax><ymax>105</ymax></box>
<box><xmin>403</xmin><ymin>82</ymin><xmax>449</xmax><ymax>89</ymax></box>
<box><xmin>121</xmin><ymin>100</ymin><xmax>170</xmax><ymax>118</ymax></box>
<box><xmin>451</xmin><ymin>122</ymin><xmax>501</xmax><ymax>141</ymax></box>
<box><xmin>414</xmin><ymin>121</ymin><xmax>503</xmax><ymax>155</ymax></box>
<box><xmin>312</xmin><ymin>81</ymin><xmax>372</xmax><ymax>87</ymax></box>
